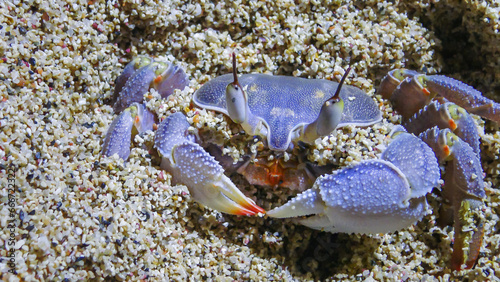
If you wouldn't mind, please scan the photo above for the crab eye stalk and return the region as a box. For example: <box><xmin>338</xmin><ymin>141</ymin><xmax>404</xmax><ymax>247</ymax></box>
<box><xmin>299</xmin><ymin>67</ymin><xmax>350</xmax><ymax>144</ymax></box>
<box><xmin>225</xmin><ymin>53</ymin><xmax>248</xmax><ymax>124</ymax></box>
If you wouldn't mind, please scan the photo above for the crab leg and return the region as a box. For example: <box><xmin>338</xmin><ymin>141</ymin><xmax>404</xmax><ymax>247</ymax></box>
<box><xmin>102</xmin><ymin>103</ymin><xmax>155</xmax><ymax>160</ymax></box>
<box><xmin>113</xmin><ymin>60</ymin><xmax>189</xmax><ymax>113</ymax></box>
<box><xmin>113</xmin><ymin>56</ymin><xmax>153</xmax><ymax>104</ymax></box>
<box><xmin>379</xmin><ymin>69</ymin><xmax>500</xmax><ymax>122</ymax></box>
<box><xmin>419</xmin><ymin>127</ymin><xmax>486</xmax><ymax>270</ymax></box>
<box><xmin>377</xmin><ymin>69</ymin><xmax>420</xmax><ymax>100</ymax></box>
<box><xmin>425</xmin><ymin>75</ymin><xmax>500</xmax><ymax>123</ymax></box>
<box><xmin>155</xmin><ymin>113</ymin><xmax>265</xmax><ymax>216</ymax></box>
<box><xmin>267</xmin><ymin>130</ymin><xmax>440</xmax><ymax>234</ymax></box>
<box><xmin>404</xmin><ymin>101</ymin><xmax>481</xmax><ymax>159</ymax></box>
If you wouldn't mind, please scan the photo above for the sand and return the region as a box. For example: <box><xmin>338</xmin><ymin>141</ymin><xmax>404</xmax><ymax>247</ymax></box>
<box><xmin>0</xmin><ymin>0</ymin><xmax>499</xmax><ymax>281</ymax></box>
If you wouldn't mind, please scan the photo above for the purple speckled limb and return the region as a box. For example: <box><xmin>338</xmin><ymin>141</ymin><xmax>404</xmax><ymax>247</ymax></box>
<box><xmin>102</xmin><ymin>108</ymin><xmax>133</xmax><ymax>160</ymax></box>
<box><xmin>153</xmin><ymin>63</ymin><xmax>189</xmax><ymax>99</ymax></box>
<box><xmin>113</xmin><ymin>63</ymin><xmax>157</xmax><ymax>113</ymax></box>
<box><xmin>102</xmin><ymin>103</ymin><xmax>155</xmax><ymax>160</ymax></box>
<box><xmin>418</xmin><ymin>126</ymin><xmax>485</xmax><ymax>270</ymax></box>
<box><xmin>113</xmin><ymin>59</ymin><xmax>189</xmax><ymax>113</ymax></box>
<box><xmin>418</xmin><ymin>127</ymin><xmax>485</xmax><ymax>200</ymax></box>
<box><xmin>377</xmin><ymin>69</ymin><xmax>420</xmax><ymax>100</ymax></box>
<box><xmin>112</xmin><ymin>56</ymin><xmax>152</xmax><ymax>104</ymax></box>
<box><xmin>426</xmin><ymin>75</ymin><xmax>500</xmax><ymax>123</ymax></box>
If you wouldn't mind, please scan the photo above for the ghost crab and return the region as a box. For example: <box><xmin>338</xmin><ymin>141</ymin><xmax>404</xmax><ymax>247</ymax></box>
<box><xmin>102</xmin><ymin>54</ymin><xmax>499</xmax><ymax>270</ymax></box>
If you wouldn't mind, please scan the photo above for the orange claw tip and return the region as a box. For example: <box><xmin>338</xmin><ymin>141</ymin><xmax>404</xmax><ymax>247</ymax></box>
<box><xmin>448</xmin><ymin>119</ymin><xmax>457</xmax><ymax>130</ymax></box>
<box><xmin>228</xmin><ymin>202</ymin><xmax>265</xmax><ymax>216</ymax></box>
<box><xmin>154</xmin><ymin>74</ymin><xmax>163</xmax><ymax>84</ymax></box>
<box><xmin>242</xmin><ymin>201</ymin><xmax>266</xmax><ymax>215</ymax></box>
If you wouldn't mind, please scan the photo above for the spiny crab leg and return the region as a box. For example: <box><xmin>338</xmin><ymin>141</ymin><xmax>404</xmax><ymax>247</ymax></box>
<box><xmin>154</xmin><ymin>112</ymin><xmax>265</xmax><ymax>216</ymax></box>
<box><xmin>424</xmin><ymin>75</ymin><xmax>500</xmax><ymax>123</ymax></box>
<box><xmin>267</xmin><ymin>128</ymin><xmax>441</xmax><ymax>234</ymax></box>
<box><xmin>419</xmin><ymin>127</ymin><xmax>486</xmax><ymax>270</ymax></box>
<box><xmin>377</xmin><ymin>69</ymin><xmax>420</xmax><ymax>100</ymax></box>
<box><xmin>113</xmin><ymin>56</ymin><xmax>152</xmax><ymax>104</ymax></box>
<box><xmin>113</xmin><ymin>60</ymin><xmax>189</xmax><ymax>113</ymax></box>
<box><xmin>379</xmin><ymin>69</ymin><xmax>500</xmax><ymax>122</ymax></box>
<box><xmin>404</xmin><ymin>101</ymin><xmax>481</xmax><ymax>159</ymax></box>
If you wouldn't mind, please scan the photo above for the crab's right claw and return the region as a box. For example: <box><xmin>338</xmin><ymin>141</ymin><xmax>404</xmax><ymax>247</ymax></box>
<box><xmin>155</xmin><ymin>113</ymin><xmax>265</xmax><ymax>216</ymax></box>
<box><xmin>267</xmin><ymin>159</ymin><xmax>430</xmax><ymax>234</ymax></box>
<box><xmin>267</xmin><ymin>131</ymin><xmax>440</xmax><ymax>234</ymax></box>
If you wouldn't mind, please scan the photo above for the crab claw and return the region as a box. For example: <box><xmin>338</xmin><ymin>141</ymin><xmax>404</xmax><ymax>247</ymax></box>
<box><xmin>267</xmin><ymin>131</ymin><xmax>440</xmax><ymax>234</ymax></box>
<box><xmin>102</xmin><ymin>103</ymin><xmax>155</xmax><ymax>160</ymax></box>
<box><xmin>155</xmin><ymin>112</ymin><xmax>265</xmax><ymax>216</ymax></box>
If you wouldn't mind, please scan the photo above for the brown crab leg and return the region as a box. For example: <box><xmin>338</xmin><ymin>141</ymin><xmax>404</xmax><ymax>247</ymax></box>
<box><xmin>419</xmin><ymin>127</ymin><xmax>486</xmax><ymax>270</ymax></box>
<box><xmin>403</xmin><ymin>101</ymin><xmax>481</xmax><ymax>159</ymax></box>
<box><xmin>425</xmin><ymin>75</ymin><xmax>500</xmax><ymax>123</ymax></box>
<box><xmin>377</xmin><ymin>69</ymin><xmax>420</xmax><ymax>99</ymax></box>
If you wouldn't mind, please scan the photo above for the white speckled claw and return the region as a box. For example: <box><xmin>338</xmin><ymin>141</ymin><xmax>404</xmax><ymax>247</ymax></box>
<box><xmin>155</xmin><ymin>113</ymin><xmax>265</xmax><ymax>216</ymax></box>
<box><xmin>102</xmin><ymin>103</ymin><xmax>154</xmax><ymax>160</ymax></box>
<box><xmin>267</xmin><ymin>159</ymin><xmax>429</xmax><ymax>234</ymax></box>
<box><xmin>267</xmin><ymin>132</ymin><xmax>440</xmax><ymax>234</ymax></box>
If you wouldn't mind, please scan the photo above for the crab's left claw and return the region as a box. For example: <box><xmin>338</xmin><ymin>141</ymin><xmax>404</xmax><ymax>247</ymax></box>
<box><xmin>268</xmin><ymin>131</ymin><xmax>440</xmax><ymax>234</ymax></box>
<box><xmin>155</xmin><ymin>113</ymin><xmax>265</xmax><ymax>216</ymax></box>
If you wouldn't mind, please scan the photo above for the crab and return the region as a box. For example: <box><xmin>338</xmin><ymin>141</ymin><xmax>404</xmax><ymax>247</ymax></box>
<box><xmin>102</xmin><ymin>54</ymin><xmax>500</xmax><ymax>270</ymax></box>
